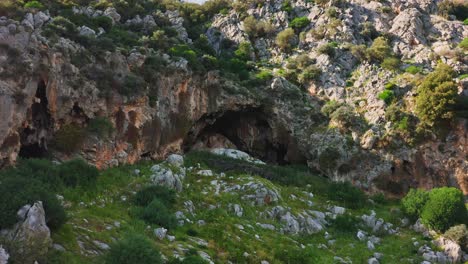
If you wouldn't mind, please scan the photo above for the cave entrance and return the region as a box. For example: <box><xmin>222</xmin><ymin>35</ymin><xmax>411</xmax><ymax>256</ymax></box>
<box><xmin>18</xmin><ymin>80</ymin><xmax>52</xmax><ymax>159</ymax></box>
<box><xmin>183</xmin><ymin>107</ymin><xmax>305</xmax><ymax>165</ymax></box>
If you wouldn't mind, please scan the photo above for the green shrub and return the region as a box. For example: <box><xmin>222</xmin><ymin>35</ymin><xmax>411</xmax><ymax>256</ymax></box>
<box><xmin>105</xmin><ymin>234</ymin><xmax>163</xmax><ymax>264</ymax></box>
<box><xmin>330</xmin><ymin>105</ymin><xmax>356</xmax><ymax>126</ymax></box>
<box><xmin>401</xmin><ymin>189</ymin><xmax>429</xmax><ymax>220</ymax></box>
<box><xmin>406</xmin><ymin>65</ymin><xmax>423</xmax><ymax>74</ymax></box>
<box><xmin>459</xmin><ymin>37</ymin><xmax>468</xmax><ymax>50</ymax></box>
<box><xmin>371</xmin><ymin>192</ymin><xmax>387</xmax><ymax>205</ymax></box>
<box><xmin>57</xmin><ymin>159</ymin><xmax>99</xmax><ymax>188</ymax></box>
<box><xmin>275</xmin><ymin>28</ymin><xmax>296</xmax><ymax>51</ymax></box>
<box><xmin>88</xmin><ymin>117</ymin><xmax>114</xmax><ymax>139</ymax></box>
<box><xmin>140</xmin><ymin>199</ymin><xmax>176</xmax><ymax>229</ymax></box>
<box><xmin>255</xmin><ymin>70</ymin><xmax>273</xmax><ymax>81</ymax></box>
<box><xmin>24</xmin><ymin>0</ymin><xmax>44</xmax><ymax>9</ymax></box>
<box><xmin>318</xmin><ymin>147</ymin><xmax>340</xmax><ymax>171</ymax></box>
<box><xmin>298</xmin><ymin>65</ymin><xmax>322</xmax><ymax>83</ymax></box>
<box><xmin>330</xmin><ymin>214</ymin><xmax>359</xmax><ymax>232</ymax></box>
<box><xmin>317</xmin><ymin>43</ymin><xmax>336</xmax><ymax>57</ymax></box>
<box><xmin>133</xmin><ymin>186</ymin><xmax>176</xmax><ymax>207</ymax></box>
<box><xmin>290</xmin><ymin>17</ymin><xmax>310</xmax><ymax>30</ymax></box>
<box><xmin>93</xmin><ymin>16</ymin><xmax>113</xmax><ymax>32</ymax></box>
<box><xmin>54</xmin><ymin>123</ymin><xmax>85</xmax><ymax>153</ymax></box>
<box><xmin>378</xmin><ymin>89</ymin><xmax>395</xmax><ymax>105</ymax></box>
<box><xmin>360</xmin><ymin>22</ymin><xmax>378</xmax><ymax>40</ymax></box>
<box><xmin>444</xmin><ymin>224</ymin><xmax>468</xmax><ymax>250</ymax></box>
<box><xmin>464</xmin><ymin>18</ymin><xmax>468</xmax><ymax>25</ymax></box>
<box><xmin>415</xmin><ymin>63</ymin><xmax>458</xmax><ymax>127</ymax></box>
<box><xmin>381</xmin><ymin>57</ymin><xmax>400</xmax><ymax>71</ymax></box>
<box><xmin>384</xmin><ymin>82</ymin><xmax>396</xmax><ymax>90</ymax></box>
<box><xmin>350</xmin><ymin>44</ymin><xmax>367</xmax><ymax>61</ymax></box>
<box><xmin>321</xmin><ymin>100</ymin><xmax>343</xmax><ymax>117</ymax></box>
<box><xmin>4</xmin><ymin>159</ymin><xmax>62</xmax><ymax>191</ymax></box>
<box><xmin>327</xmin><ymin>181</ymin><xmax>367</xmax><ymax>209</ymax></box>
<box><xmin>0</xmin><ymin>177</ymin><xmax>66</xmax><ymax>230</ymax></box>
<box><xmin>366</xmin><ymin>37</ymin><xmax>392</xmax><ymax>62</ymax></box>
<box><xmin>421</xmin><ymin>187</ymin><xmax>467</xmax><ymax>232</ymax></box>
<box><xmin>120</xmin><ymin>74</ymin><xmax>145</xmax><ymax>97</ymax></box>
<box><xmin>234</xmin><ymin>42</ymin><xmax>253</xmax><ymax>61</ymax></box>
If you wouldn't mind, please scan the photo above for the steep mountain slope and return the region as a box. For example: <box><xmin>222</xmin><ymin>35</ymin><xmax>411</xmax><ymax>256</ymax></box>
<box><xmin>0</xmin><ymin>0</ymin><xmax>466</xmax><ymax>198</ymax></box>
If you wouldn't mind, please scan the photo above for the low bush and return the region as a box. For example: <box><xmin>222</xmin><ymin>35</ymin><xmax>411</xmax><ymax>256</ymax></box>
<box><xmin>57</xmin><ymin>159</ymin><xmax>99</xmax><ymax>188</ymax></box>
<box><xmin>401</xmin><ymin>189</ymin><xmax>429</xmax><ymax>220</ymax></box>
<box><xmin>406</xmin><ymin>65</ymin><xmax>423</xmax><ymax>74</ymax></box>
<box><xmin>24</xmin><ymin>0</ymin><xmax>44</xmax><ymax>9</ymax></box>
<box><xmin>327</xmin><ymin>181</ymin><xmax>367</xmax><ymax>209</ymax></box>
<box><xmin>0</xmin><ymin>177</ymin><xmax>66</xmax><ymax>230</ymax></box>
<box><xmin>459</xmin><ymin>37</ymin><xmax>468</xmax><ymax>50</ymax></box>
<box><xmin>330</xmin><ymin>214</ymin><xmax>359</xmax><ymax>232</ymax></box>
<box><xmin>444</xmin><ymin>224</ymin><xmax>468</xmax><ymax>250</ymax></box>
<box><xmin>140</xmin><ymin>199</ymin><xmax>177</xmax><ymax>229</ymax></box>
<box><xmin>321</xmin><ymin>100</ymin><xmax>343</xmax><ymax>117</ymax></box>
<box><xmin>255</xmin><ymin>70</ymin><xmax>273</xmax><ymax>82</ymax></box>
<box><xmin>378</xmin><ymin>89</ymin><xmax>395</xmax><ymax>105</ymax></box>
<box><xmin>120</xmin><ymin>74</ymin><xmax>146</xmax><ymax>97</ymax></box>
<box><xmin>133</xmin><ymin>186</ymin><xmax>176</xmax><ymax>207</ymax></box>
<box><xmin>421</xmin><ymin>187</ymin><xmax>467</xmax><ymax>232</ymax></box>
<box><xmin>371</xmin><ymin>192</ymin><xmax>387</xmax><ymax>205</ymax></box>
<box><xmin>275</xmin><ymin>28</ymin><xmax>296</xmax><ymax>51</ymax></box>
<box><xmin>53</xmin><ymin>123</ymin><xmax>86</xmax><ymax>153</ymax></box>
<box><xmin>289</xmin><ymin>17</ymin><xmax>310</xmax><ymax>30</ymax></box>
<box><xmin>317</xmin><ymin>43</ymin><xmax>336</xmax><ymax>57</ymax></box>
<box><xmin>366</xmin><ymin>37</ymin><xmax>392</xmax><ymax>62</ymax></box>
<box><xmin>298</xmin><ymin>65</ymin><xmax>322</xmax><ymax>83</ymax></box>
<box><xmin>105</xmin><ymin>234</ymin><xmax>163</xmax><ymax>264</ymax></box>
<box><xmin>88</xmin><ymin>117</ymin><xmax>114</xmax><ymax>139</ymax></box>
<box><xmin>381</xmin><ymin>57</ymin><xmax>400</xmax><ymax>71</ymax></box>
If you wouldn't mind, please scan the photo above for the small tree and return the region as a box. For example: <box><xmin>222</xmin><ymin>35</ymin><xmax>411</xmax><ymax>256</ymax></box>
<box><xmin>366</xmin><ymin>36</ymin><xmax>392</xmax><ymax>62</ymax></box>
<box><xmin>415</xmin><ymin>64</ymin><xmax>457</xmax><ymax>127</ymax></box>
<box><xmin>421</xmin><ymin>187</ymin><xmax>467</xmax><ymax>232</ymax></box>
<box><xmin>276</xmin><ymin>28</ymin><xmax>296</xmax><ymax>51</ymax></box>
<box><xmin>401</xmin><ymin>189</ymin><xmax>429</xmax><ymax>220</ymax></box>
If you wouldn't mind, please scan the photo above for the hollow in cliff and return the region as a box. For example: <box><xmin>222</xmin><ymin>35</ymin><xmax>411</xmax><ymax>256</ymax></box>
<box><xmin>183</xmin><ymin>107</ymin><xmax>305</xmax><ymax>164</ymax></box>
<box><xmin>18</xmin><ymin>80</ymin><xmax>53</xmax><ymax>158</ymax></box>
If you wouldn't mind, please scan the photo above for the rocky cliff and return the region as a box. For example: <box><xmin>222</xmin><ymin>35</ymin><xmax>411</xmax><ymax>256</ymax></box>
<box><xmin>0</xmin><ymin>0</ymin><xmax>466</xmax><ymax>195</ymax></box>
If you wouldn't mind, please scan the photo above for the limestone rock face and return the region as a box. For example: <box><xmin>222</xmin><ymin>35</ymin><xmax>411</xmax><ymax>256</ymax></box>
<box><xmin>1</xmin><ymin>202</ymin><xmax>52</xmax><ymax>264</ymax></box>
<box><xmin>0</xmin><ymin>0</ymin><xmax>467</xmax><ymax>195</ymax></box>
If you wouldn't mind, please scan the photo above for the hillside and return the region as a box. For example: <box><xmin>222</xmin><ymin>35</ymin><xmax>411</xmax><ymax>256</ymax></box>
<box><xmin>0</xmin><ymin>0</ymin><xmax>467</xmax><ymax>263</ymax></box>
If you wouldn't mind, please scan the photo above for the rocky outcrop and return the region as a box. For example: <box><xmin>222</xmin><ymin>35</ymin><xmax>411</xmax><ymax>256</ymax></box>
<box><xmin>0</xmin><ymin>246</ymin><xmax>8</xmax><ymax>264</ymax></box>
<box><xmin>0</xmin><ymin>202</ymin><xmax>52</xmax><ymax>264</ymax></box>
<box><xmin>0</xmin><ymin>0</ymin><xmax>466</xmax><ymax>196</ymax></box>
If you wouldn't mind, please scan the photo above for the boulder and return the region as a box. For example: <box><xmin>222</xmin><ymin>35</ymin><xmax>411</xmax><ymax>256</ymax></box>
<box><xmin>78</xmin><ymin>26</ymin><xmax>96</xmax><ymax>37</ymax></box>
<box><xmin>0</xmin><ymin>246</ymin><xmax>8</xmax><ymax>264</ymax></box>
<box><xmin>166</xmin><ymin>154</ymin><xmax>184</xmax><ymax>167</ymax></box>
<box><xmin>150</xmin><ymin>164</ymin><xmax>184</xmax><ymax>192</ymax></box>
<box><xmin>1</xmin><ymin>202</ymin><xmax>52</xmax><ymax>263</ymax></box>
<box><xmin>104</xmin><ymin>7</ymin><xmax>121</xmax><ymax>24</ymax></box>
<box><xmin>435</xmin><ymin>237</ymin><xmax>465</xmax><ymax>263</ymax></box>
<box><xmin>154</xmin><ymin>227</ymin><xmax>167</xmax><ymax>240</ymax></box>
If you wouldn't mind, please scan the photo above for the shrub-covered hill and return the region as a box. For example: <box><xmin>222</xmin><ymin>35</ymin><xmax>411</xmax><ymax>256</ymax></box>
<box><xmin>2</xmin><ymin>150</ymin><xmax>466</xmax><ymax>263</ymax></box>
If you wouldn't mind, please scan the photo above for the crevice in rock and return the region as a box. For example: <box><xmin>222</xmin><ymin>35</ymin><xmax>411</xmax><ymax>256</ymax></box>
<box><xmin>18</xmin><ymin>80</ymin><xmax>53</xmax><ymax>159</ymax></box>
<box><xmin>183</xmin><ymin>107</ymin><xmax>306</xmax><ymax>165</ymax></box>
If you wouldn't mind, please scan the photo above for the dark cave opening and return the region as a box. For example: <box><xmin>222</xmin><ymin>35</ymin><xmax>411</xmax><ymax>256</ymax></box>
<box><xmin>183</xmin><ymin>108</ymin><xmax>305</xmax><ymax>165</ymax></box>
<box><xmin>18</xmin><ymin>80</ymin><xmax>52</xmax><ymax>159</ymax></box>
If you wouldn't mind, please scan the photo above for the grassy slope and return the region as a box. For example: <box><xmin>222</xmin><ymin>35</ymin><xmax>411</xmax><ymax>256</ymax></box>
<box><xmin>48</xmin><ymin>152</ymin><xmax>428</xmax><ymax>263</ymax></box>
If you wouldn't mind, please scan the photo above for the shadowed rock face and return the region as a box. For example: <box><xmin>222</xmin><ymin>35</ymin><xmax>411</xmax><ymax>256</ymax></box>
<box><xmin>183</xmin><ymin>107</ymin><xmax>306</xmax><ymax>164</ymax></box>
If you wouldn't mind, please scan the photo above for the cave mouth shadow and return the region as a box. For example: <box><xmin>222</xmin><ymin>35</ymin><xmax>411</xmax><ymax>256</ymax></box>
<box><xmin>18</xmin><ymin>79</ymin><xmax>52</xmax><ymax>159</ymax></box>
<box><xmin>183</xmin><ymin>107</ymin><xmax>306</xmax><ymax>165</ymax></box>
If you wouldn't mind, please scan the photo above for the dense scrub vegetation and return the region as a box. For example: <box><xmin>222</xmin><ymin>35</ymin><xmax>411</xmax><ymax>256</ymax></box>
<box><xmin>402</xmin><ymin>187</ymin><xmax>467</xmax><ymax>232</ymax></box>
